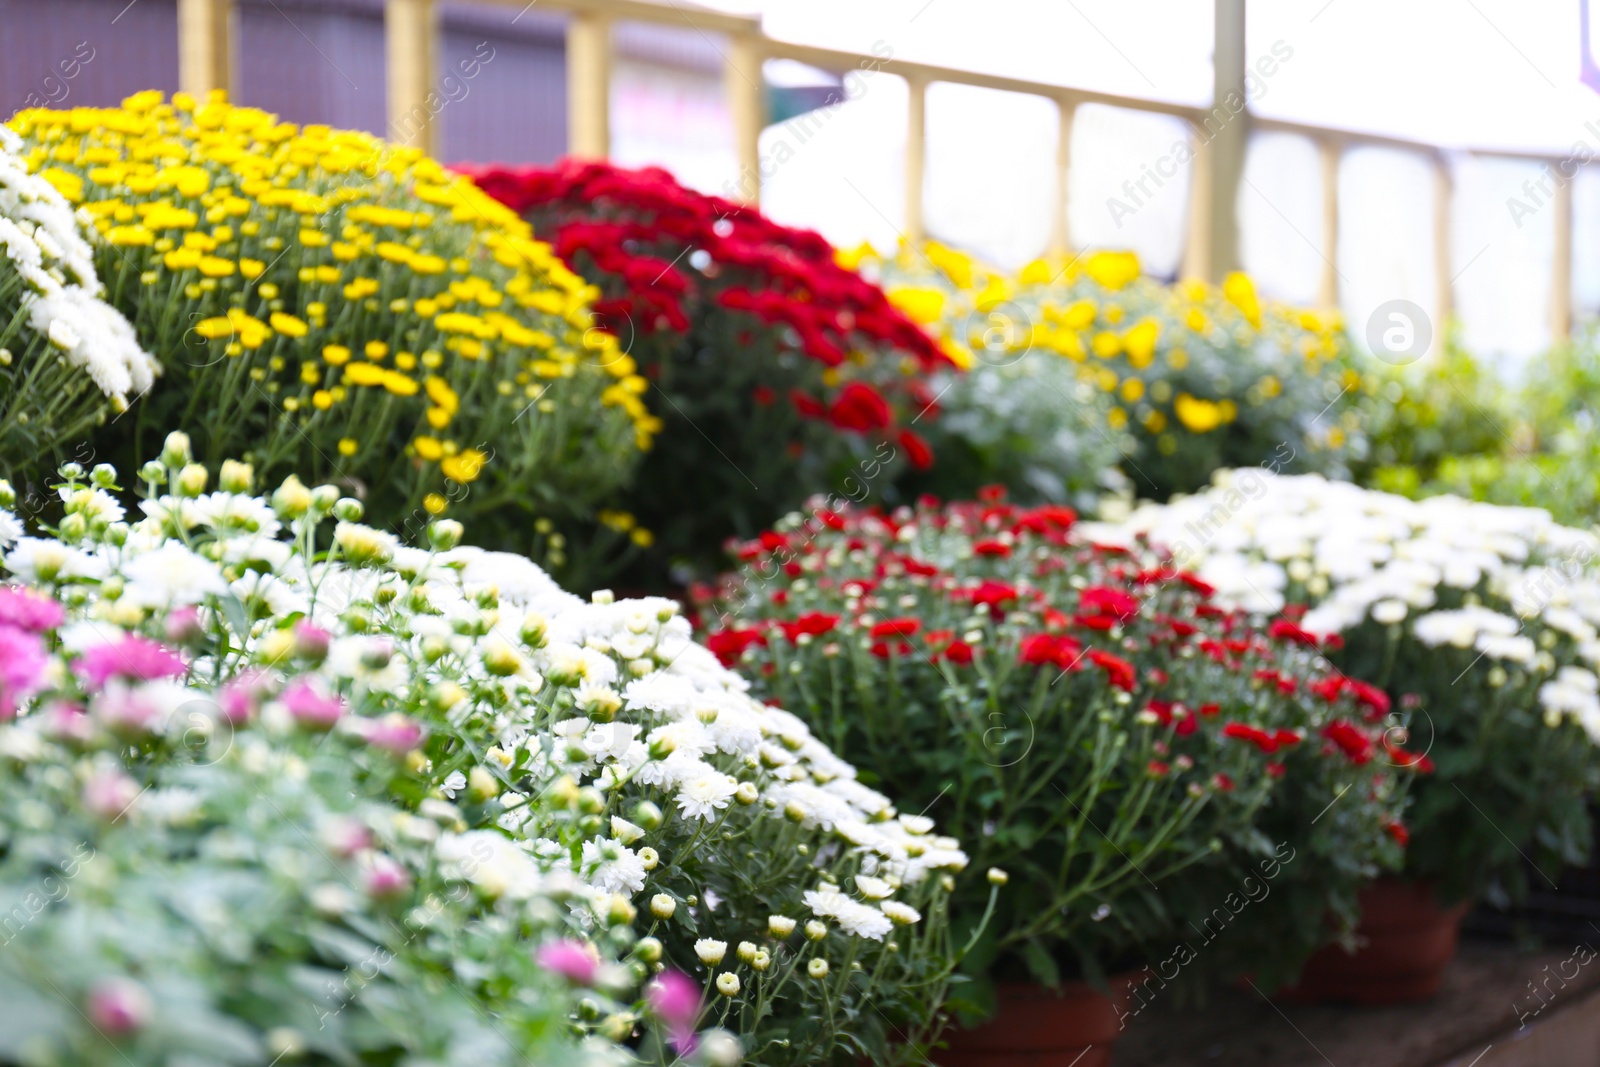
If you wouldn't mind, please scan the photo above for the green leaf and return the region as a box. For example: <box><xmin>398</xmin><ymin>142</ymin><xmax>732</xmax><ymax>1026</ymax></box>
<box><xmin>1020</xmin><ymin>937</ymin><xmax>1061</xmax><ymax>988</ymax></box>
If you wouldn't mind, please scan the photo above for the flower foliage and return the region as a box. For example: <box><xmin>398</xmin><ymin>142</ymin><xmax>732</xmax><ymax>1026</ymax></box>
<box><xmin>0</xmin><ymin>437</ymin><xmax>971</xmax><ymax>1066</ymax></box>
<box><xmin>854</xmin><ymin>242</ymin><xmax>1359</xmax><ymax>503</ymax></box>
<box><xmin>700</xmin><ymin>491</ymin><xmax>1413</xmax><ymax>998</ymax></box>
<box><xmin>9</xmin><ymin>92</ymin><xmax>654</xmax><ymax>544</ymax></box>
<box><xmin>0</xmin><ymin>125</ymin><xmax>154</xmax><ymax>475</ymax></box>
<box><xmin>464</xmin><ymin>160</ymin><xmax>958</xmax><ymax>578</ymax></box>
<box><xmin>1092</xmin><ymin>471</ymin><xmax>1600</xmax><ymax>904</ymax></box>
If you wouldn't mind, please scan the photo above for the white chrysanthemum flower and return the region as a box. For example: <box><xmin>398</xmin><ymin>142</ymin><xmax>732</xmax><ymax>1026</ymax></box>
<box><xmin>1475</xmin><ymin>633</ymin><xmax>1537</xmax><ymax>665</ymax></box>
<box><xmin>855</xmin><ymin>875</ymin><xmax>892</xmax><ymax>900</ymax></box>
<box><xmin>676</xmin><ymin>771</ymin><xmax>738</xmax><ymax>820</ymax></box>
<box><xmin>803</xmin><ymin>889</ymin><xmax>893</xmax><ymax>941</ymax></box>
<box><xmin>436</xmin><ymin>831</ymin><xmax>543</xmax><ymax>900</ymax></box>
<box><xmin>881</xmin><ymin>900</ymin><xmax>921</xmax><ymax>926</ymax></box>
<box><xmin>333</xmin><ymin>521</ymin><xmax>398</xmax><ymax>565</ymax></box>
<box><xmin>121</xmin><ymin>542</ymin><xmax>228</xmax><ymax>607</ymax></box>
<box><xmin>0</xmin><ymin>508</ymin><xmax>20</xmax><ymax>549</ymax></box>
<box><xmin>5</xmin><ymin>536</ymin><xmax>107</xmax><ymax>582</ymax></box>
<box><xmin>695</xmin><ymin>939</ymin><xmax>727</xmax><ymax>965</ymax></box>
<box><xmin>58</xmin><ymin>486</ymin><xmax>125</xmax><ymax>524</ymax></box>
<box><xmin>580</xmin><ymin>837</ymin><xmax>647</xmax><ymax>896</ymax></box>
<box><xmin>192</xmin><ymin>491</ymin><xmax>281</xmax><ymax>538</ymax></box>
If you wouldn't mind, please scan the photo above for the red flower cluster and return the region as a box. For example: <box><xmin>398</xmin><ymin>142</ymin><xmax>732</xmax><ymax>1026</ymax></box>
<box><xmin>701</xmin><ymin>489</ymin><xmax>1427</xmax><ymax>792</ymax></box>
<box><xmin>458</xmin><ymin>160</ymin><xmax>952</xmax><ymax>457</ymax></box>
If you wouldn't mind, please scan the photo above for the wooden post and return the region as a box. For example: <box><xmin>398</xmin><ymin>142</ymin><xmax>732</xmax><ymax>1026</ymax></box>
<box><xmin>1050</xmin><ymin>98</ymin><xmax>1075</xmax><ymax>256</ymax></box>
<box><xmin>1318</xmin><ymin>138</ymin><xmax>1341</xmax><ymax>309</ymax></box>
<box><xmin>1433</xmin><ymin>153</ymin><xmax>1453</xmax><ymax>352</ymax></box>
<box><xmin>1207</xmin><ymin>0</ymin><xmax>1248</xmax><ymax>279</ymax></box>
<box><xmin>1552</xmin><ymin>159</ymin><xmax>1574</xmax><ymax>344</ymax></box>
<box><xmin>567</xmin><ymin>11</ymin><xmax>613</xmax><ymax>159</ymax></box>
<box><xmin>726</xmin><ymin>31</ymin><xmax>764</xmax><ymax>204</ymax></box>
<box><xmin>904</xmin><ymin>74</ymin><xmax>927</xmax><ymax>245</ymax></box>
<box><xmin>385</xmin><ymin>0</ymin><xmax>437</xmax><ymax>154</ymax></box>
<box><xmin>1183</xmin><ymin>127</ymin><xmax>1213</xmax><ymax>281</ymax></box>
<box><xmin>177</xmin><ymin>0</ymin><xmax>232</xmax><ymax>98</ymax></box>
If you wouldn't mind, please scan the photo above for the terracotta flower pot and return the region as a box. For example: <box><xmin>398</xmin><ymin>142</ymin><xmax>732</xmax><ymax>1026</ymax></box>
<box><xmin>1278</xmin><ymin>878</ymin><xmax>1471</xmax><ymax>1004</ymax></box>
<box><xmin>938</xmin><ymin>973</ymin><xmax>1144</xmax><ymax>1067</ymax></box>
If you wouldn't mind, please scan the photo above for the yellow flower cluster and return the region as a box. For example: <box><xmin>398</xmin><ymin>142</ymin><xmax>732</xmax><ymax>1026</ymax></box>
<box><xmin>10</xmin><ymin>91</ymin><xmax>659</xmax><ymax>522</ymax></box>
<box><xmin>863</xmin><ymin>241</ymin><xmax>1355</xmax><ymax>450</ymax></box>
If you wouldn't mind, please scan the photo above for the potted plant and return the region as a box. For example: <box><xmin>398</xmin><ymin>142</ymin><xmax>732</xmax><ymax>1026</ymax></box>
<box><xmin>0</xmin><ymin>438</ymin><xmax>976</xmax><ymax>1065</ymax></box>
<box><xmin>852</xmin><ymin>242</ymin><xmax>1359</xmax><ymax>503</ymax></box>
<box><xmin>12</xmin><ymin>92</ymin><xmax>652</xmax><ymax>571</ymax></box>
<box><xmin>1093</xmin><ymin>471</ymin><xmax>1600</xmax><ymax>1001</ymax></box>
<box><xmin>698</xmin><ymin>490</ymin><xmax>1417</xmax><ymax>1060</ymax></box>
<box><xmin>463</xmin><ymin>160</ymin><xmax>959</xmax><ymax>585</ymax></box>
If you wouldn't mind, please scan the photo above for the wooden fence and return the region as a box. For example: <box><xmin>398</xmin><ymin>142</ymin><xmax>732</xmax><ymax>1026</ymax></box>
<box><xmin>174</xmin><ymin>0</ymin><xmax>1578</xmax><ymax>338</ymax></box>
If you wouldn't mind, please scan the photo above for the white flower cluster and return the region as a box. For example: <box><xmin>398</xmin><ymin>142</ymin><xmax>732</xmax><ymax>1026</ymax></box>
<box><xmin>1086</xmin><ymin>472</ymin><xmax>1600</xmax><ymax>738</ymax></box>
<box><xmin>0</xmin><ymin>465</ymin><xmax>966</xmax><ymax>948</ymax></box>
<box><xmin>0</xmin><ymin>125</ymin><xmax>155</xmax><ymax>403</ymax></box>
<box><xmin>435</xmin><ymin>550</ymin><xmax>968</xmax><ymax>917</ymax></box>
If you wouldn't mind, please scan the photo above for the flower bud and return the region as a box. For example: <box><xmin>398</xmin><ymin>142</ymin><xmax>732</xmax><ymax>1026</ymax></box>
<box><xmin>310</xmin><ymin>485</ymin><xmax>340</xmax><ymax>512</ymax></box>
<box><xmin>137</xmin><ymin>460</ymin><xmax>166</xmax><ymax>486</ymax></box>
<box><xmin>482</xmin><ymin>639</ymin><xmax>524</xmax><ymax>677</ymax></box>
<box><xmin>520</xmin><ymin>613</ymin><xmax>548</xmax><ymax>648</ymax></box>
<box><xmin>768</xmin><ymin>915</ymin><xmax>796</xmax><ymax>938</ymax></box>
<box><xmin>987</xmin><ymin>868</ymin><xmax>1009</xmax><ymax>886</ymax></box>
<box><xmin>605</xmin><ymin>894</ymin><xmax>636</xmax><ymax>927</ymax></box>
<box><xmin>428</xmin><ymin>519</ymin><xmax>464</xmax><ymax>550</ymax></box>
<box><xmin>86</xmin><ymin>977</ymin><xmax>152</xmax><ymax>1036</ymax></box>
<box><xmin>716</xmin><ymin>972</ymin><xmax>740</xmax><ymax>997</ymax></box>
<box><xmin>735</xmin><ymin>782</ymin><xmax>759</xmax><ymax>805</ymax></box>
<box><xmin>364</xmin><ymin>853</ymin><xmax>411</xmax><ymax>900</ymax></box>
<box><xmin>736</xmin><ymin>941</ymin><xmax>758</xmax><ymax>963</ymax></box>
<box><xmin>175</xmin><ymin>463</ymin><xmax>208</xmax><ymax>497</ymax></box>
<box><xmin>0</xmin><ymin>479</ymin><xmax>13</xmax><ymax>508</ymax></box>
<box><xmin>333</xmin><ymin>497</ymin><xmax>364</xmax><ymax>522</ymax></box>
<box><xmin>257</xmin><ymin>628</ymin><xmax>296</xmax><ymax>664</ymax></box>
<box><xmin>638</xmin><ymin>846</ymin><xmax>660</xmax><ymax>871</ymax></box>
<box><xmin>428</xmin><ymin>681</ymin><xmax>465</xmax><ymax>712</ymax></box>
<box><xmin>804</xmin><ymin>920</ymin><xmax>827</xmax><ymax>941</ymax></box>
<box><xmin>650</xmin><ymin>894</ymin><xmax>677</xmax><ymax>919</ymax></box>
<box><xmin>468</xmin><ymin>766</ymin><xmax>499</xmax><ymax>801</ymax></box>
<box><xmin>83</xmin><ymin>768</ymin><xmax>141</xmax><ymax>821</ymax></box>
<box><xmin>695</xmin><ymin>939</ymin><xmax>727</xmax><ymax>965</ymax></box>
<box><xmin>160</xmin><ymin>431</ymin><xmax>192</xmax><ymax>468</ymax></box>
<box><xmin>633</xmin><ymin>800</ymin><xmax>664</xmax><ymax>830</ymax></box>
<box><xmin>634</xmin><ymin>936</ymin><xmax>663</xmax><ymax>964</ymax></box>
<box><xmin>163</xmin><ymin>605</ymin><xmax>203</xmax><ymax>645</ymax></box>
<box><xmin>218</xmin><ymin>459</ymin><xmax>253</xmax><ymax>493</ymax></box>
<box><xmin>807</xmin><ymin>958</ymin><xmax>830</xmax><ymax>979</ymax></box>
<box><xmin>271</xmin><ymin>475</ymin><xmax>313</xmax><ymax>518</ymax></box>
<box><xmin>597</xmin><ymin>1012</ymin><xmax>636</xmax><ymax>1043</ymax></box>
<box><xmin>293</xmin><ymin>621</ymin><xmax>331</xmax><ymax>663</ymax></box>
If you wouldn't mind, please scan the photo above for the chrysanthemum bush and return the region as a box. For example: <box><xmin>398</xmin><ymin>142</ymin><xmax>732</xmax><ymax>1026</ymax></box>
<box><xmin>1089</xmin><ymin>472</ymin><xmax>1600</xmax><ymax>907</ymax></box>
<box><xmin>0</xmin><ymin>435</ymin><xmax>972</xmax><ymax>1065</ymax></box>
<box><xmin>1359</xmin><ymin>334</ymin><xmax>1600</xmax><ymax>528</ymax></box>
<box><xmin>0</xmin><ymin>125</ymin><xmax>154</xmax><ymax>475</ymax></box>
<box><xmin>465</xmin><ymin>160</ymin><xmax>958</xmax><ymax>580</ymax></box>
<box><xmin>0</xmin><ymin>511</ymin><xmax>644</xmax><ymax>1064</ymax></box>
<box><xmin>9</xmin><ymin>92</ymin><xmax>654</xmax><ymax>560</ymax></box>
<box><xmin>698</xmin><ymin>492</ymin><xmax>1417</xmax><ymax>1006</ymax></box>
<box><xmin>853</xmin><ymin>242</ymin><xmax>1360</xmax><ymax>503</ymax></box>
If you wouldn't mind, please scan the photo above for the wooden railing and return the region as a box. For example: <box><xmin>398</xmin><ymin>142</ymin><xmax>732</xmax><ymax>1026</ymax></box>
<box><xmin>174</xmin><ymin>0</ymin><xmax>1578</xmax><ymax>340</ymax></box>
